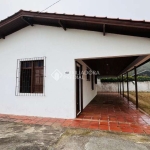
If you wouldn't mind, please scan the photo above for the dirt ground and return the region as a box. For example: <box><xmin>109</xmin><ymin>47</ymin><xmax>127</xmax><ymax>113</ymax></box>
<box><xmin>125</xmin><ymin>92</ymin><xmax>150</xmax><ymax>115</ymax></box>
<box><xmin>0</xmin><ymin>121</ymin><xmax>150</xmax><ymax>150</ymax></box>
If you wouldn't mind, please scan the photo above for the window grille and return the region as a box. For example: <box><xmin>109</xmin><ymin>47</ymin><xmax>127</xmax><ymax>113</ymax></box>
<box><xmin>15</xmin><ymin>57</ymin><xmax>46</xmax><ymax>96</ymax></box>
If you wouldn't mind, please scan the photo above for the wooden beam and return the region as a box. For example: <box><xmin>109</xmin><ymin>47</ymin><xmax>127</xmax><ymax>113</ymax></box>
<box><xmin>0</xmin><ymin>34</ymin><xmax>5</xmax><ymax>39</ymax></box>
<box><xmin>119</xmin><ymin>55</ymin><xmax>150</xmax><ymax>75</ymax></box>
<box><xmin>1</xmin><ymin>11</ymin><xmax>150</xmax><ymax>40</ymax></box>
<box><xmin>134</xmin><ymin>67</ymin><xmax>138</xmax><ymax>109</ymax></box>
<box><xmin>58</xmin><ymin>20</ymin><xmax>66</xmax><ymax>31</ymax></box>
<box><xmin>21</xmin><ymin>16</ymin><xmax>34</xmax><ymax>26</ymax></box>
<box><xmin>1</xmin><ymin>14</ymin><xmax>150</xmax><ymax>30</ymax></box>
<box><xmin>20</xmin><ymin>11</ymin><xmax>150</xmax><ymax>29</ymax></box>
<box><xmin>103</xmin><ymin>24</ymin><xmax>106</xmax><ymax>36</ymax></box>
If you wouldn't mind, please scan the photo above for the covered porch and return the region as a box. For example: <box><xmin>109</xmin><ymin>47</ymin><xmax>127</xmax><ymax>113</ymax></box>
<box><xmin>74</xmin><ymin>54</ymin><xmax>150</xmax><ymax>133</ymax></box>
<box><xmin>76</xmin><ymin>54</ymin><xmax>150</xmax><ymax>115</ymax></box>
<box><xmin>75</xmin><ymin>93</ymin><xmax>150</xmax><ymax>133</ymax></box>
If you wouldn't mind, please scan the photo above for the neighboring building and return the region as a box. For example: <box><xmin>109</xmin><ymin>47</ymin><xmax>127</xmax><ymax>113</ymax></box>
<box><xmin>0</xmin><ymin>10</ymin><xmax>150</xmax><ymax>119</ymax></box>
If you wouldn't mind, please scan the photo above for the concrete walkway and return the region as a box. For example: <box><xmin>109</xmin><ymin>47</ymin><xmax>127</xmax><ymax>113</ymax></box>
<box><xmin>0</xmin><ymin>121</ymin><xmax>150</xmax><ymax>150</ymax></box>
<box><xmin>0</xmin><ymin>93</ymin><xmax>150</xmax><ymax>149</ymax></box>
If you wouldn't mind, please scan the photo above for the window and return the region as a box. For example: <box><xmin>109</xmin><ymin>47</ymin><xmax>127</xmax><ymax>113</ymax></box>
<box><xmin>86</xmin><ymin>68</ymin><xmax>90</xmax><ymax>81</ymax></box>
<box><xmin>15</xmin><ymin>57</ymin><xmax>45</xmax><ymax>96</ymax></box>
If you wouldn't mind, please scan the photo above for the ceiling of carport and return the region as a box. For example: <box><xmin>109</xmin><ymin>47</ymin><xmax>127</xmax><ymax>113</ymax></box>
<box><xmin>82</xmin><ymin>56</ymin><xmax>139</xmax><ymax>76</ymax></box>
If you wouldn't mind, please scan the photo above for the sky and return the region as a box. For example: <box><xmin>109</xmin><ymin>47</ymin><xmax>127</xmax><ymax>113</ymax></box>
<box><xmin>0</xmin><ymin>0</ymin><xmax>150</xmax><ymax>21</ymax></box>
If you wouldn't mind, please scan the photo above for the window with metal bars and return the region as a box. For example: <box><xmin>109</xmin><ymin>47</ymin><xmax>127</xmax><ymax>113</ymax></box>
<box><xmin>15</xmin><ymin>57</ymin><xmax>46</xmax><ymax>96</ymax></box>
<box><xmin>20</xmin><ymin>60</ymin><xmax>44</xmax><ymax>93</ymax></box>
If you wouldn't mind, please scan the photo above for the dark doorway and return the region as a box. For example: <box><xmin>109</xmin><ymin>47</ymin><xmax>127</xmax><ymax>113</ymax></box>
<box><xmin>76</xmin><ymin>62</ymin><xmax>83</xmax><ymax>116</ymax></box>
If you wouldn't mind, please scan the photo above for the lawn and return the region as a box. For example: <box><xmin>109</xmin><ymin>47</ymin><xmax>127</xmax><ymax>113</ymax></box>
<box><xmin>125</xmin><ymin>92</ymin><xmax>150</xmax><ymax>115</ymax></box>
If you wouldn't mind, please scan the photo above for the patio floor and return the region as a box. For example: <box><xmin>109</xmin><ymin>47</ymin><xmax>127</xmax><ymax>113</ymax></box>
<box><xmin>76</xmin><ymin>93</ymin><xmax>150</xmax><ymax>134</ymax></box>
<box><xmin>0</xmin><ymin>93</ymin><xmax>150</xmax><ymax>135</ymax></box>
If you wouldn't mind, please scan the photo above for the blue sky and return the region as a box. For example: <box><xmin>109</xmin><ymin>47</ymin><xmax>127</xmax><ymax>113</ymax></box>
<box><xmin>0</xmin><ymin>0</ymin><xmax>150</xmax><ymax>21</ymax></box>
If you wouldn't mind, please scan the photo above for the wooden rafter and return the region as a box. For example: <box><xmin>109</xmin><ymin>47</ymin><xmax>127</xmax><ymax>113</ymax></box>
<box><xmin>58</xmin><ymin>20</ymin><xmax>66</xmax><ymax>31</ymax></box>
<box><xmin>0</xmin><ymin>34</ymin><xmax>5</xmax><ymax>39</ymax></box>
<box><xmin>21</xmin><ymin>16</ymin><xmax>34</xmax><ymax>26</ymax></box>
<box><xmin>1</xmin><ymin>10</ymin><xmax>150</xmax><ymax>39</ymax></box>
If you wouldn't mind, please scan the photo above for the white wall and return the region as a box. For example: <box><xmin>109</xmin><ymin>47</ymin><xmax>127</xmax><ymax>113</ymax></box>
<box><xmin>77</xmin><ymin>60</ymin><xmax>97</xmax><ymax>108</ymax></box>
<box><xmin>0</xmin><ymin>25</ymin><xmax>150</xmax><ymax>118</ymax></box>
<box><xmin>97</xmin><ymin>81</ymin><xmax>118</xmax><ymax>92</ymax></box>
<box><xmin>97</xmin><ymin>81</ymin><xmax>150</xmax><ymax>92</ymax></box>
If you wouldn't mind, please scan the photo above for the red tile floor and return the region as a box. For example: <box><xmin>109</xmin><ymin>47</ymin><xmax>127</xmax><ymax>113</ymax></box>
<box><xmin>0</xmin><ymin>93</ymin><xmax>150</xmax><ymax>135</ymax></box>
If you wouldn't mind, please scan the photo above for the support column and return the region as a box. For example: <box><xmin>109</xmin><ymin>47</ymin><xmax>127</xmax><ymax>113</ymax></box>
<box><xmin>117</xmin><ymin>77</ymin><xmax>119</xmax><ymax>93</ymax></box>
<box><xmin>127</xmin><ymin>72</ymin><xmax>129</xmax><ymax>102</ymax></box>
<box><xmin>134</xmin><ymin>67</ymin><xmax>138</xmax><ymax>109</ymax></box>
<box><xmin>120</xmin><ymin>76</ymin><xmax>121</xmax><ymax>95</ymax></box>
<box><xmin>122</xmin><ymin>74</ymin><xmax>124</xmax><ymax>97</ymax></box>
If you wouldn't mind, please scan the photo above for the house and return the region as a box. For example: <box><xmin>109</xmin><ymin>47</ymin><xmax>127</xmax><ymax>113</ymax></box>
<box><xmin>0</xmin><ymin>10</ymin><xmax>150</xmax><ymax>119</ymax></box>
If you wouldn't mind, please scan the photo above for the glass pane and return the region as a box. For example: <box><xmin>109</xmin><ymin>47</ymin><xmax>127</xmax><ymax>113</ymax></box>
<box><xmin>20</xmin><ymin>69</ymin><xmax>31</xmax><ymax>93</ymax></box>
<box><xmin>34</xmin><ymin>68</ymin><xmax>43</xmax><ymax>93</ymax></box>
<box><xmin>137</xmin><ymin>61</ymin><xmax>150</xmax><ymax>115</ymax></box>
<box><xmin>21</xmin><ymin>61</ymin><xmax>32</xmax><ymax>68</ymax></box>
<box><xmin>34</xmin><ymin>60</ymin><xmax>44</xmax><ymax>67</ymax></box>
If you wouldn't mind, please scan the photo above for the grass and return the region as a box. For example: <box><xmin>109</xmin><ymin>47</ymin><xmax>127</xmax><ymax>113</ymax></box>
<box><xmin>124</xmin><ymin>92</ymin><xmax>150</xmax><ymax>115</ymax></box>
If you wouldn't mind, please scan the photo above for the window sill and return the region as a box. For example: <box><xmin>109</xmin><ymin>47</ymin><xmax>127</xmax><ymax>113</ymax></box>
<box><xmin>16</xmin><ymin>93</ymin><xmax>44</xmax><ymax>96</ymax></box>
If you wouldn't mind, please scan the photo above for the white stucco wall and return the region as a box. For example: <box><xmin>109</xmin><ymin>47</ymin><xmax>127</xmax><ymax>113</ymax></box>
<box><xmin>76</xmin><ymin>60</ymin><xmax>97</xmax><ymax>108</ymax></box>
<box><xmin>0</xmin><ymin>25</ymin><xmax>150</xmax><ymax>118</ymax></box>
<box><xmin>97</xmin><ymin>81</ymin><xmax>118</xmax><ymax>92</ymax></box>
<box><xmin>97</xmin><ymin>81</ymin><xmax>150</xmax><ymax>92</ymax></box>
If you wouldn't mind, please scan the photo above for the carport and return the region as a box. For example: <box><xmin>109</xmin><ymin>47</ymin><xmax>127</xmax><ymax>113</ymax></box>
<box><xmin>82</xmin><ymin>54</ymin><xmax>150</xmax><ymax>108</ymax></box>
<box><xmin>75</xmin><ymin>93</ymin><xmax>150</xmax><ymax>133</ymax></box>
<box><xmin>75</xmin><ymin>54</ymin><xmax>150</xmax><ymax>132</ymax></box>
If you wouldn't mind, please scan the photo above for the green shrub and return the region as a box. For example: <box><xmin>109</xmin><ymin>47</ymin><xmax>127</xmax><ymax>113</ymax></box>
<box><xmin>100</xmin><ymin>76</ymin><xmax>150</xmax><ymax>82</ymax></box>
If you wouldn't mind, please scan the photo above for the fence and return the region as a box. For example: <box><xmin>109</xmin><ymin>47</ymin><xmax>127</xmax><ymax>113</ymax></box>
<box><xmin>97</xmin><ymin>81</ymin><xmax>150</xmax><ymax>92</ymax></box>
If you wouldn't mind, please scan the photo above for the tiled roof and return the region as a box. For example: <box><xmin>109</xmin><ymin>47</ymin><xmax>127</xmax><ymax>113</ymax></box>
<box><xmin>0</xmin><ymin>10</ymin><xmax>150</xmax><ymax>39</ymax></box>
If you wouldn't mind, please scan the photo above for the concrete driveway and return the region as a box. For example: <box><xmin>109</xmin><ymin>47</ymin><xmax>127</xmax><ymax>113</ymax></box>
<box><xmin>0</xmin><ymin>121</ymin><xmax>150</xmax><ymax>150</ymax></box>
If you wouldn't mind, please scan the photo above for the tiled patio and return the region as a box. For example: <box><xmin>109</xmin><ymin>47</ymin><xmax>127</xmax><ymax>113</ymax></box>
<box><xmin>76</xmin><ymin>93</ymin><xmax>150</xmax><ymax>134</ymax></box>
<box><xmin>0</xmin><ymin>93</ymin><xmax>150</xmax><ymax>135</ymax></box>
